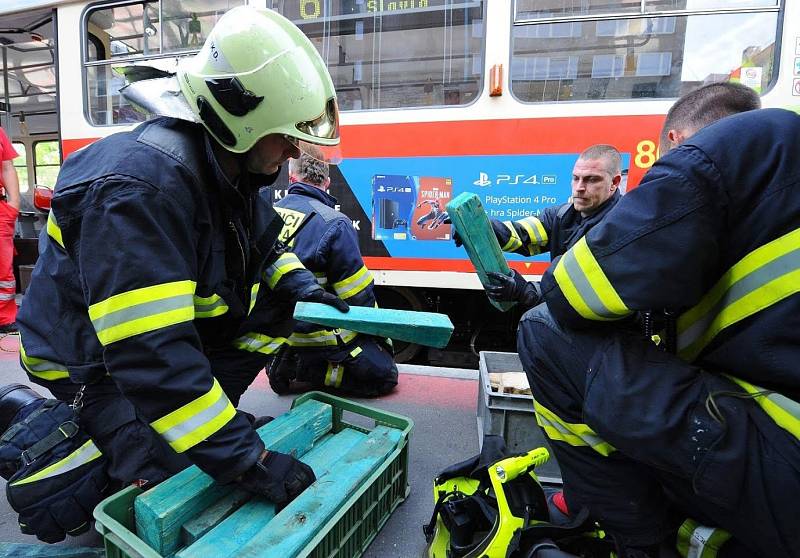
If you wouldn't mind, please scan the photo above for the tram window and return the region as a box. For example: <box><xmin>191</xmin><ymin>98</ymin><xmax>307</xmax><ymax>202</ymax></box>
<box><xmin>515</xmin><ymin>0</ymin><xmax>778</xmax><ymax>20</ymax></box>
<box><xmin>266</xmin><ymin>1</ymin><xmax>486</xmax><ymax>111</ymax></box>
<box><xmin>11</xmin><ymin>143</ymin><xmax>28</xmax><ymax>193</ymax></box>
<box><xmin>84</xmin><ymin>1</ymin><xmax>244</xmax><ymax>126</ymax></box>
<box><xmin>512</xmin><ymin>7</ymin><xmax>780</xmax><ymax>103</ymax></box>
<box><xmin>33</xmin><ymin>141</ymin><xmax>60</xmax><ymax>189</ymax></box>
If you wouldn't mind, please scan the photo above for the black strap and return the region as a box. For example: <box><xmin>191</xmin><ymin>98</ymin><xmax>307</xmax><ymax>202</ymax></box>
<box><xmin>423</xmin><ymin>490</ymin><xmax>454</xmax><ymax>543</ymax></box>
<box><xmin>21</xmin><ymin>420</ymin><xmax>79</xmax><ymax>465</ymax></box>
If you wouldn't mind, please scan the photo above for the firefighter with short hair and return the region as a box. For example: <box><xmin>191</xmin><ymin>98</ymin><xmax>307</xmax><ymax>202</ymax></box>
<box><xmin>520</xmin><ymin>97</ymin><xmax>799</xmax><ymax>556</ymax></box>
<box><xmin>268</xmin><ymin>150</ymin><xmax>398</xmax><ymax>397</ymax></box>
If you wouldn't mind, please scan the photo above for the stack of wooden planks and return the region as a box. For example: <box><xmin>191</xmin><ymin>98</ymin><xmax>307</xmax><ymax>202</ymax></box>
<box><xmin>132</xmin><ymin>398</ymin><xmax>405</xmax><ymax>557</ymax></box>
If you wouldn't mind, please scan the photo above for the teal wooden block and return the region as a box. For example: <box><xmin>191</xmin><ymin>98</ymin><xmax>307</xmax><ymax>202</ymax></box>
<box><xmin>235</xmin><ymin>426</ymin><xmax>403</xmax><ymax>557</ymax></box>
<box><xmin>446</xmin><ymin>192</ymin><xmax>515</xmax><ymax>312</ymax></box>
<box><xmin>0</xmin><ymin>544</ymin><xmax>104</xmax><ymax>558</ymax></box>
<box><xmin>293</xmin><ymin>302</ymin><xmax>454</xmax><ymax>348</ymax></box>
<box><xmin>0</xmin><ymin>545</ymin><xmax>103</xmax><ymax>558</ymax></box>
<box><xmin>135</xmin><ymin>400</ymin><xmax>332</xmax><ymax>556</ymax></box>
<box><xmin>176</xmin><ymin>428</ymin><xmax>368</xmax><ymax>558</ymax></box>
<box><xmin>180</xmin><ymin>488</ymin><xmax>250</xmax><ymax>545</ymax></box>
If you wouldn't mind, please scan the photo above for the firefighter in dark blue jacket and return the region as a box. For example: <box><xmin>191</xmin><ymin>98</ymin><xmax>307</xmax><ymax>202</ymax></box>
<box><xmin>480</xmin><ymin>145</ymin><xmax>623</xmax><ymax>308</ymax></box>
<box><xmin>268</xmin><ymin>151</ymin><xmax>398</xmax><ymax>396</ymax></box>
<box><xmin>519</xmin><ymin>90</ymin><xmax>798</xmax><ymax>556</ymax></box>
<box><xmin>3</xmin><ymin>7</ymin><xmax>350</xmax><ymax>543</ymax></box>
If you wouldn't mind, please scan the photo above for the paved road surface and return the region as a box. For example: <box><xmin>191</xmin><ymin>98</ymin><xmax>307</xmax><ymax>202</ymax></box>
<box><xmin>0</xmin><ymin>333</ymin><xmax>481</xmax><ymax>557</ymax></box>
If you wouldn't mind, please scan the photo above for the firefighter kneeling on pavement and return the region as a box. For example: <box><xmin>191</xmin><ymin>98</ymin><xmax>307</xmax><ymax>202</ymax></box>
<box><xmin>513</xmin><ymin>90</ymin><xmax>800</xmax><ymax>555</ymax></box>
<box><xmin>0</xmin><ymin>7</ymin><xmax>350</xmax><ymax>544</ymax></box>
<box><xmin>267</xmin><ymin>150</ymin><xmax>398</xmax><ymax>397</ymax></box>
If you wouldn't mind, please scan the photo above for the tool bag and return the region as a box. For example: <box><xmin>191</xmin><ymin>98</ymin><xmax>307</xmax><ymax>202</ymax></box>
<box><xmin>0</xmin><ymin>389</ymin><xmax>110</xmax><ymax>543</ymax></box>
<box><xmin>423</xmin><ymin>435</ymin><xmax>614</xmax><ymax>558</ymax></box>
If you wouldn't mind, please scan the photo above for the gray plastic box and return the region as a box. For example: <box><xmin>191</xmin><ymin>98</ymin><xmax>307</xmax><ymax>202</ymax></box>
<box><xmin>477</xmin><ymin>351</ymin><xmax>562</xmax><ymax>482</ymax></box>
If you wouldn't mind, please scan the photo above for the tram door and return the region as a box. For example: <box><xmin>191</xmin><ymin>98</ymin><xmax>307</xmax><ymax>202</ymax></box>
<box><xmin>0</xmin><ymin>7</ymin><xmax>59</xmax><ymax>286</ymax></box>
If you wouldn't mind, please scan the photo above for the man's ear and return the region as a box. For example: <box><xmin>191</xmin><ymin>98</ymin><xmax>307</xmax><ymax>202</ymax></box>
<box><xmin>610</xmin><ymin>173</ymin><xmax>621</xmax><ymax>191</ymax></box>
<box><xmin>667</xmin><ymin>129</ymin><xmax>686</xmax><ymax>145</ymax></box>
<box><xmin>322</xmin><ymin>177</ymin><xmax>331</xmax><ymax>190</ymax></box>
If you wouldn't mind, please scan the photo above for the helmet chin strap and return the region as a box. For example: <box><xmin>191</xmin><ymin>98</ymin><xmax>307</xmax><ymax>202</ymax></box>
<box><xmin>121</xmin><ymin>75</ymin><xmax>200</xmax><ymax>123</ymax></box>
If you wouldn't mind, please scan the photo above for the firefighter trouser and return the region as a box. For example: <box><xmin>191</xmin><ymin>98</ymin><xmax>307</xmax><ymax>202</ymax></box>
<box><xmin>281</xmin><ymin>337</ymin><xmax>398</xmax><ymax>396</ymax></box>
<box><xmin>517</xmin><ymin>304</ymin><xmax>800</xmax><ymax>557</ymax></box>
<box><xmin>0</xmin><ymin>201</ymin><xmax>17</xmax><ymax>325</ymax></box>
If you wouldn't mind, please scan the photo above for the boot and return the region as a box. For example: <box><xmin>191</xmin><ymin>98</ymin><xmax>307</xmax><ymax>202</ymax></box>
<box><xmin>0</xmin><ymin>384</ymin><xmax>46</xmax><ymax>434</ymax></box>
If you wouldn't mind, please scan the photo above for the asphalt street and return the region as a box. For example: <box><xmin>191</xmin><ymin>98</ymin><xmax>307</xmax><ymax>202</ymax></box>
<box><xmin>0</xmin><ymin>332</ymin><xmax>481</xmax><ymax>557</ymax></box>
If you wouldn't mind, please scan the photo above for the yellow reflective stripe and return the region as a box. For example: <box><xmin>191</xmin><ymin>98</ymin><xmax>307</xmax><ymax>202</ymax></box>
<box><xmin>248</xmin><ymin>283</ymin><xmax>260</xmax><ymax>314</ymax></box>
<box><xmin>517</xmin><ymin>216</ymin><xmax>548</xmax><ymax>255</ymax></box>
<box><xmin>19</xmin><ymin>340</ymin><xmax>70</xmax><ymax>381</ymax></box>
<box><xmin>332</xmin><ymin>266</ymin><xmax>373</xmax><ymax>300</ymax></box>
<box><xmin>726</xmin><ymin>375</ymin><xmax>800</xmax><ymax>440</ymax></box>
<box><xmin>553</xmin><ymin>237</ymin><xmax>631</xmax><ymax>321</ymax></box>
<box><xmin>88</xmin><ymin>280</ymin><xmax>196</xmax><ymax>345</ymax></box>
<box><xmin>677</xmin><ymin>519</ymin><xmax>731</xmax><ymax>558</ymax></box>
<box><xmin>194</xmin><ymin>293</ymin><xmax>229</xmax><ymax>318</ymax></box>
<box><xmin>265</xmin><ymin>253</ymin><xmax>304</xmax><ymax>289</ymax></box>
<box><xmin>678</xmin><ymin>228</ymin><xmax>800</xmax><ymax>361</ymax></box>
<box><xmin>350</xmin><ymin>346</ymin><xmax>363</xmax><ymax>358</ymax></box>
<box><xmin>500</xmin><ymin>221</ymin><xmax>523</xmax><ymax>252</ymax></box>
<box><xmin>288</xmin><ymin>328</ymin><xmax>357</xmax><ymax>347</ymax></box>
<box><xmin>150</xmin><ymin>378</ymin><xmax>236</xmax><ymax>453</ymax></box>
<box><xmin>235</xmin><ymin>332</ymin><xmax>287</xmax><ymax>355</ymax></box>
<box><xmin>325</xmin><ymin>362</ymin><xmax>344</xmax><ymax>388</ymax></box>
<box><xmin>534</xmin><ymin>400</ymin><xmax>615</xmax><ymax>456</ymax></box>
<box><xmin>46</xmin><ymin>211</ymin><xmax>64</xmax><ymax>248</ymax></box>
<box><xmin>10</xmin><ymin>440</ymin><xmax>102</xmax><ymax>486</ymax></box>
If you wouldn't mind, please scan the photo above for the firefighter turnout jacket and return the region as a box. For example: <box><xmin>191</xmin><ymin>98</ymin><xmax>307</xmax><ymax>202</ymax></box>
<box><xmin>492</xmin><ymin>190</ymin><xmax>621</xmax><ymax>261</ymax></box>
<box><xmin>541</xmin><ymin>108</ymin><xmax>800</xmax><ymax>426</ymax></box>
<box><xmin>272</xmin><ymin>183</ymin><xmax>397</xmax><ymax>395</ymax></box>
<box><xmin>275</xmin><ymin>182</ymin><xmax>375</xmax><ymax>344</ymax></box>
<box><xmin>17</xmin><ymin>117</ymin><xmax>322</xmax><ymax>483</ymax></box>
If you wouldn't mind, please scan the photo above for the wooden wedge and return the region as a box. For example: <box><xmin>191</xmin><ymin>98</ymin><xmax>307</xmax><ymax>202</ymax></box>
<box><xmin>175</xmin><ymin>428</ymin><xmax>368</xmax><ymax>558</ymax></box>
<box><xmin>446</xmin><ymin>192</ymin><xmax>515</xmax><ymax>312</ymax></box>
<box><xmin>0</xmin><ymin>545</ymin><xmax>104</xmax><ymax>558</ymax></box>
<box><xmin>293</xmin><ymin>302</ymin><xmax>454</xmax><ymax>348</ymax></box>
<box><xmin>234</xmin><ymin>425</ymin><xmax>403</xmax><ymax>557</ymax></box>
<box><xmin>135</xmin><ymin>400</ymin><xmax>332</xmax><ymax>556</ymax></box>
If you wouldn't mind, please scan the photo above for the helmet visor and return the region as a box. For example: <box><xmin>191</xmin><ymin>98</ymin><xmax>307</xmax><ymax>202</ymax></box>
<box><xmin>289</xmin><ymin>97</ymin><xmax>342</xmax><ymax>164</ymax></box>
<box><xmin>291</xmin><ymin>139</ymin><xmax>342</xmax><ymax>165</ymax></box>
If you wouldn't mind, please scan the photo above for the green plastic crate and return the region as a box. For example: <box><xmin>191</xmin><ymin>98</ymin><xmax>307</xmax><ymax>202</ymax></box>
<box><xmin>93</xmin><ymin>392</ymin><xmax>413</xmax><ymax>558</ymax></box>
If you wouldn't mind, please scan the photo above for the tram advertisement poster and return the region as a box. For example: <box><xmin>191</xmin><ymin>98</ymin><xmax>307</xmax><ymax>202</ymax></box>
<box><xmin>336</xmin><ymin>152</ymin><xmax>630</xmax><ymax>262</ymax></box>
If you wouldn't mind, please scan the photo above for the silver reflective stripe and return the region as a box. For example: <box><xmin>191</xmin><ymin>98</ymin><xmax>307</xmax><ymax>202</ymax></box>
<box><xmin>0</xmin><ymin>280</ymin><xmax>16</xmax><ymax>289</ymax></box>
<box><xmin>158</xmin><ymin>391</ymin><xmax>231</xmax><ymax>446</ymax></box>
<box><xmin>314</xmin><ymin>272</ymin><xmax>328</xmax><ymax>286</ymax></box>
<box><xmin>560</xmin><ymin>250</ymin><xmax>619</xmax><ymax>319</ymax></box>
<box><xmin>334</xmin><ymin>270</ymin><xmax>372</xmax><ymax>299</ymax></box>
<box><xmin>194</xmin><ymin>295</ymin><xmax>228</xmax><ymax>316</ymax></box>
<box><xmin>91</xmin><ymin>294</ymin><xmax>192</xmax><ymax>333</ymax></box>
<box><xmin>0</xmin><ymin>293</ymin><xmax>16</xmax><ymax>300</ymax></box>
<box><xmin>22</xmin><ymin>356</ymin><xmax>68</xmax><ymax>377</ymax></box>
<box><xmin>235</xmin><ymin>333</ymin><xmax>286</xmax><ymax>354</ymax></box>
<box><xmin>520</xmin><ymin>217</ymin><xmax>544</xmax><ymax>244</ymax></box>
<box><xmin>10</xmin><ymin>440</ymin><xmax>102</xmax><ymax>486</ymax></box>
<box><xmin>678</xmin><ymin>247</ymin><xmax>800</xmax><ymax>354</ymax></box>
<box><xmin>535</xmin><ymin>413</ymin><xmax>609</xmax><ymax>450</ymax></box>
<box><xmin>290</xmin><ymin>331</ymin><xmax>338</xmax><ymax>345</ymax></box>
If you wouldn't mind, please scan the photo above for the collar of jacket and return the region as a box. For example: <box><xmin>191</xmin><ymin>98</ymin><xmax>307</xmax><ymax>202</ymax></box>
<box><xmin>288</xmin><ymin>182</ymin><xmax>338</xmax><ymax>208</ymax></box>
<box><xmin>570</xmin><ymin>188</ymin><xmax>621</xmax><ymax>223</ymax></box>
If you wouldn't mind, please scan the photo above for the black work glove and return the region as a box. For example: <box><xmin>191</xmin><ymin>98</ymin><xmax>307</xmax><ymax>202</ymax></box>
<box><xmin>300</xmin><ymin>285</ymin><xmax>350</xmax><ymax>313</ymax></box>
<box><xmin>453</xmin><ymin>229</ymin><xmax>464</xmax><ymax>248</ymax></box>
<box><xmin>485</xmin><ymin>270</ymin><xmax>541</xmax><ymax>308</ymax></box>
<box><xmin>239</xmin><ymin>450</ymin><xmax>316</xmax><ymax>510</ymax></box>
